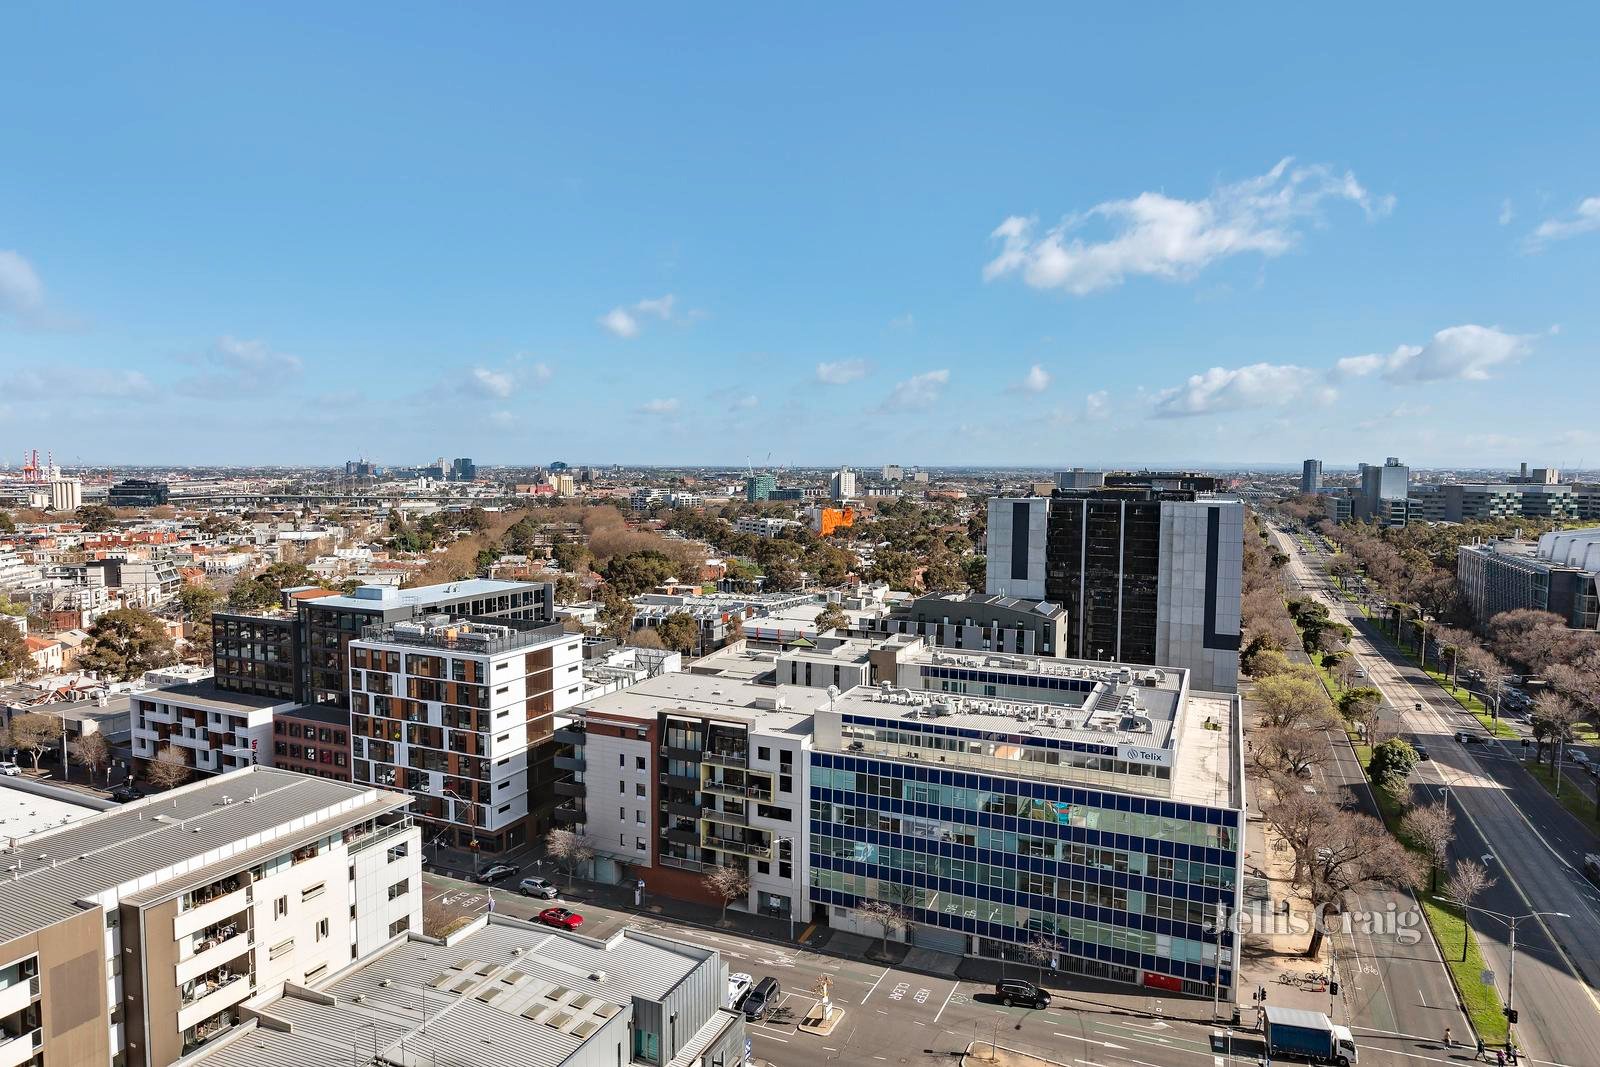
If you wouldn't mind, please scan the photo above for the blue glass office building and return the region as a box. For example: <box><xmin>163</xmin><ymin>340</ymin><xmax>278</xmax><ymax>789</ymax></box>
<box><xmin>806</xmin><ymin>660</ymin><xmax>1243</xmax><ymax>998</ymax></box>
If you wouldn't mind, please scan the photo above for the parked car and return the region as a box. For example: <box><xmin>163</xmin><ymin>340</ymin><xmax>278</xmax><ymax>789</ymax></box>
<box><xmin>538</xmin><ymin>907</ymin><xmax>584</xmax><ymax>930</ymax></box>
<box><xmin>995</xmin><ymin>978</ymin><xmax>1051</xmax><ymax>1008</ymax></box>
<box><xmin>727</xmin><ymin>972</ymin><xmax>754</xmax><ymax>1009</ymax></box>
<box><xmin>1413</xmin><ymin>744</ymin><xmax>1430</xmax><ymax>761</ymax></box>
<box><xmin>109</xmin><ymin>783</ymin><xmax>142</xmax><ymax>801</ymax></box>
<box><xmin>477</xmin><ymin>863</ymin><xmax>519</xmax><ymax>884</ymax></box>
<box><xmin>742</xmin><ymin>976</ymin><xmax>781</xmax><ymax>1021</ymax></box>
<box><xmin>0</xmin><ymin>762</ymin><xmax>19</xmax><ymax>777</ymax></box>
<box><xmin>517</xmin><ymin>877</ymin><xmax>559</xmax><ymax>899</ymax></box>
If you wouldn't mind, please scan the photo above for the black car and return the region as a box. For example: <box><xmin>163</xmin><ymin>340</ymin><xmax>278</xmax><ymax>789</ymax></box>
<box><xmin>477</xmin><ymin>863</ymin><xmax>519</xmax><ymax>884</ymax></box>
<box><xmin>742</xmin><ymin>976</ymin><xmax>781</xmax><ymax>1021</ymax></box>
<box><xmin>995</xmin><ymin>979</ymin><xmax>1051</xmax><ymax>1008</ymax></box>
<box><xmin>1413</xmin><ymin>744</ymin><xmax>1430</xmax><ymax>761</ymax></box>
<box><xmin>109</xmin><ymin>784</ymin><xmax>142</xmax><ymax>803</ymax></box>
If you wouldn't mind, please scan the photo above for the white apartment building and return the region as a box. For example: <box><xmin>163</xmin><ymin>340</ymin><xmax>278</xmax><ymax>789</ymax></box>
<box><xmin>0</xmin><ymin>766</ymin><xmax>420</xmax><ymax>1067</ymax></box>
<box><xmin>734</xmin><ymin>515</ymin><xmax>802</xmax><ymax>539</ymax></box>
<box><xmin>349</xmin><ymin>618</ymin><xmax>584</xmax><ymax>855</ymax></box>
<box><xmin>132</xmin><ymin>682</ymin><xmax>293</xmax><ymax>780</ymax></box>
<box><xmin>829</xmin><ymin>468</ymin><xmax>857</xmax><ymax>500</ymax></box>
<box><xmin>561</xmin><ymin>670</ymin><xmax>816</xmax><ymax>923</ymax></box>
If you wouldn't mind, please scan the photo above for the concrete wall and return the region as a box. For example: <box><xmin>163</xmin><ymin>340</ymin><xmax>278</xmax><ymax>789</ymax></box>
<box><xmin>0</xmin><ymin>908</ymin><xmax>109</xmax><ymax>1067</ymax></box>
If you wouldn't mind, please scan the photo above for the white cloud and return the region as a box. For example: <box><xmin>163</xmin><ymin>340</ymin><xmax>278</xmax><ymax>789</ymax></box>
<box><xmin>638</xmin><ymin>397</ymin><xmax>680</xmax><ymax>415</ymax></box>
<box><xmin>177</xmin><ymin>336</ymin><xmax>302</xmax><ymax>395</ymax></box>
<box><xmin>1332</xmin><ymin>353</ymin><xmax>1385</xmax><ymax>378</ymax></box>
<box><xmin>1016</xmin><ymin>363</ymin><xmax>1051</xmax><ymax>394</ymax></box>
<box><xmin>880</xmin><ymin>369</ymin><xmax>950</xmax><ymax>411</ymax></box>
<box><xmin>489</xmin><ymin>410</ymin><xmax>516</xmax><ymax>427</ymax></box>
<box><xmin>816</xmin><ymin>359</ymin><xmax>868</xmax><ymax>385</ymax></box>
<box><xmin>1153</xmin><ymin>363</ymin><xmax>1329</xmax><ymax>418</ymax></box>
<box><xmin>0</xmin><ymin>251</ymin><xmax>44</xmax><ymax>318</ymax></box>
<box><xmin>1526</xmin><ymin>196</ymin><xmax>1600</xmax><ymax>249</ymax></box>
<box><xmin>1084</xmin><ymin>390</ymin><xmax>1109</xmax><ymax>421</ymax></box>
<box><xmin>11</xmin><ymin>366</ymin><xmax>153</xmax><ymax>399</ymax></box>
<box><xmin>1499</xmin><ymin>198</ymin><xmax>1515</xmax><ymax>226</ymax></box>
<box><xmin>471</xmin><ymin>367</ymin><xmax>514</xmax><ymax>398</ymax></box>
<box><xmin>1379</xmin><ymin>324</ymin><xmax>1530</xmax><ymax>382</ymax></box>
<box><xmin>984</xmin><ymin>158</ymin><xmax>1390</xmax><ymax>295</ymax></box>
<box><xmin>599</xmin><ymin>294</ymin><xmax>678</xmax><ymax>338</ymax></box>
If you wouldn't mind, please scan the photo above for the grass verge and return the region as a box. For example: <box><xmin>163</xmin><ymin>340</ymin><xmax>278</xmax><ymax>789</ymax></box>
<box><xmin>1526</xmin><ymin>761</ymin><xmax>1600</xmax><ymax>827</ymax></box>
<box><xmin>1345</xmin><ymin>732</ymin><xmax>1510</xmax><ymax>1046</ymax></box>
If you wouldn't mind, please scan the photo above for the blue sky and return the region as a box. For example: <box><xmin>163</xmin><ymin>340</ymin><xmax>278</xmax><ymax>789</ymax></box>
<box><xmin>2</xmin><ymin>4</ymin><xmax>1598</xmax><ymax>469</ymax></box>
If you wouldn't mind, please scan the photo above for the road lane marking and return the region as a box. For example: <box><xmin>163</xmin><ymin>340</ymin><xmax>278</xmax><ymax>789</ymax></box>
<box><xmin>859</xmin><ymin>966</ymin><xmax>889</xmax><ymax>1004</ymax></box>
<box><xmin>934</xmin><ymin>982</ymin><xmax>958</xmax><ymax>1023</ymax></box>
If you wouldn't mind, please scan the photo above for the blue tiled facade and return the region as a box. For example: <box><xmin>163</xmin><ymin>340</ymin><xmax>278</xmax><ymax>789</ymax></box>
<box><xmin>808</xmin><ymin>750</ymin><xmax>1240</xmax><ymax>995</ymax></box>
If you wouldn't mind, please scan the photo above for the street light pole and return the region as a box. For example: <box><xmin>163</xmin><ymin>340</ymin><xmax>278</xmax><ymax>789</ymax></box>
<box><xmin>1439</xmin><ymin>899</ymin><xmax>1568</xmax><ymax>1049</ymax></box>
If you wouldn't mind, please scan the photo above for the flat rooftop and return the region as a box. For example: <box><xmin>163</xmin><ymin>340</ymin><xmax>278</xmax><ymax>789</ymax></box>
<box><xmin>140</xmin><ymin>678</ymin><xmax>292</xmax><ymax>711</ymax></box>
<box><xmin>0</xmin><ymin>783</ymin><xmax>102</xmax><ymax>843</ymax></box>
<box><xmin>0</xmin><ymin>767</ymin><xmax>407</xmax><ymax>943</ymax></box>
<box><xmin>576</xmin><ymin>671</ymin><xmax>821</xmax><ymax>736</ymax></box>
<box><xmin>194</xmin><ymin>919</ymin><xmax>722</xmax><ymax>1067</ymax></box>
<box><xmin>307</xmin><ymin>578</ymin><xmax>542</xmax><ymax>612</ymax></box>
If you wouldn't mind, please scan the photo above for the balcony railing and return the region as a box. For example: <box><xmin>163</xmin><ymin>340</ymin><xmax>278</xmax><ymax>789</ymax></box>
<box><xmin>701</xmin><ymin>748</ymin><xmax>748</xmax><ymax>768</ymax></box>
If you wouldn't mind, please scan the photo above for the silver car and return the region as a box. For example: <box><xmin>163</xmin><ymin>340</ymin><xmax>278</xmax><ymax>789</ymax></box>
<box><xmin>518</xmin><ymin>876</ymin><xmax>559</xmax><ymax>899</ymax></box>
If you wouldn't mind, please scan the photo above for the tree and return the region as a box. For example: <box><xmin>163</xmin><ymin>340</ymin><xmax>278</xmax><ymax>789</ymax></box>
<box><xmin>9</xmin><ymin>713</ymin><xmax>61</xmax><ymax>771</ymax></box>
<box><xmin>724</xmin><ymin>612</ymin><xmax>744</xmax><ymax>643</ymax></box>
<box><xmin>554</xmin><ymin>574</ymin><xmax>585</xmax><ymax>604</ymax></box>
<box><xmin>78</xmin><ymin>608</ymin><xmax>176</xmax><ymax>681</ymax></box>
<box><xmin>1338</xmin><ymin>686</ymin><xmax>1384</xmax><ymax>738</ymax></box>
<box><xmin>71</xmin><ymin>731</ymin><xmax>112</xmax><ymax>785</ymax></box>
<box><xmin>602</xmin><ymin>551</ymin><xmax>678</xmax><ymax>597</ymax></box>
<box><xmin>703</xmin><ymin>863</ymin><xmax>750</xmax><ymax>922</ymax></box>
<box><xmin>1400</xmin><ymin>801</ymin><xmax>1455</xmax><ymax>892</ymax></box>
<box><xmin>0</xmin><ymin>510</ymin><xmax>13</xmax><ymax>533</ymax></box>
<box><xmin>856</xmin><ymin>898</ymin><xmax>910</xmax><ymax>956</ymax></box>
<box><xmin>625</xmin><ymin>625</ymin><xmax>667</xmax><ymax>650</ymax></box>
<box><xmin>761</xmin><ymin>557</ymin><xmax>802</xmax><ymax>592</ymax></box>
<box><xmin>1243</xmin><ymin>647</ymin><xmax>1293</xmax><ymax>679</ymax></box>
<box><xmin>1368</xmin><ymin>737</ymin><xmax>1418</xmax><ymax>803</ymax></box>
<box><xmin>74</xmin><ymin>503</ymin><xmax>117</xmax><ymax>531</ymax></box>
<box><xmin>544</xmin><ymin>828</ymin><xmax>594</xmax><ymax>887</ymax></box>
<box><xmin>0</xmin><ymin>619</ymin><xmax>31</xmax><ymax>680</ymax></box>
<box><xmin>176</xmin><ymin>583</ymin><xmax>223</xmax><ymax>621</ymax></box>
<box><xmin>145</xmin><ymin>744</ymin><xmax>192</xmax><ymax>791</ymax></box>
<box><xmin>227</xmin><ymin>561</ymin><xmax>315</xmax><ymax>612</ymax></box>
<box><xmin>1531</xmin><ymin>692</ymin><xmax>1580</xmax><ymax>765</ymax></box>
<box><xmin>1253</xmin><ymin>673</ymin><xmax>1335</xmax><ymax>730</ymax></box>
<box><xmin>1444</xmin><ymin>859</ymin><xmax>1495</xmax><ymax>961</ymax></box>
<box><xmin>1254</xmin><ymin>725</ymin><xmax>1329</xmax><ymax>781</ymax></box>
<box><xmin>814</xmin><ymin>604</ymin><xmax>849</xmax><ymax>634</ymax></box>
<box><xmin>1021</xmin><ymin>932</ymin><xmax>1057</xmax><ymax>987</ymax></box>
<box><xmin>656</xmin><ymin>613</ymin><xmax>699</xmax><ymax>656</ymax></box>
<box><xmin>597</xmin><ymin>590</ymin><xmax>636</xmax><ymax>643</ymax></box>
<box><xmin>922</xmin><ymin>549</ymin><xmax>966</xmax><ymax>594</ymax></box>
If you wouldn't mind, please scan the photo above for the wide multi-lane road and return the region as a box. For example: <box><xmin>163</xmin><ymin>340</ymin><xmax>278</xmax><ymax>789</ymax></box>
<box><xmin>1273</xmin><ymin>521</ymin><xmax>1600</xmax><ymax>1064</ymax></box>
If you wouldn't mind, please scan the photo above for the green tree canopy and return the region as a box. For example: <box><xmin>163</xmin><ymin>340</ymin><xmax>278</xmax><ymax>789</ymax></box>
<box><xmin>656</xmin><ymin>613</ymin><xmax>699</xmax><ymax>655</ymax></box>
<box><xmin>0</xmin><ymin>619</ymin><xmax>31</xmax><ymax>679</ymax></box>
<box><xmin>602</xmin><ymin>551</ymin><xmax>678</xmax><ymax>596</ymax></box>
<box><xmin>78</xmin><ymin>607</ymin><xmax>177</xmax><ymax>680</ymax></box>
<box><xmin>227</xmin><ymin>561</ymin><xmax>315</xmax><ymax>612</ymax></box>
<box><xmin>74</xmin><ymin>503</ymin><xmax>117</xmax><ymax>531</ymax></box>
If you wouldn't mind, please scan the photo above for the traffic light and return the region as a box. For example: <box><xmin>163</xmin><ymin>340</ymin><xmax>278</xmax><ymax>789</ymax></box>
<box><xmin>1504</xmin><ymin>1007</ymin><xmax>1519</xmax><ymax>1024</ymax></box>
<box><xmin>1330</xmin><ymin>982</ymin><xmax>1340</xmax><ymax>996</ymax></box>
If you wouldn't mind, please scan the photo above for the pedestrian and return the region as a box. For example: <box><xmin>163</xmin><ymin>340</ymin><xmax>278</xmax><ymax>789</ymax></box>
<box><xmin>1444</xmin><ymin>1025</ymin><xmax>1452</xmax><ymax>1047</ymax></box>
<box><xmin>1496</xmin><ymin>1049</ymin><xmax>1506</xmax><ymax>1066</ymax></box>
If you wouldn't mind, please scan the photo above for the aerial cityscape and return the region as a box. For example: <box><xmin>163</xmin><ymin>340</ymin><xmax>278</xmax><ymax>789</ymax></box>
<box><xmin>3</xmin><ymin>8</ymin><xmax>1599</xmax><ymax>1067</ymax></box>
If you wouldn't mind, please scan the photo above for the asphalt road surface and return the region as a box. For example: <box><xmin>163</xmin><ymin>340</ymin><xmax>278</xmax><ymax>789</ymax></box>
<box><xmin>1273</xmin><ymin>521</ymin><xmax>1600</xmax><ymax>1065</ymax></box>
<box><xmin>424</xmin><ymin>866</ymin><xmax>1514</xmax><ymax>1067</ymax></box>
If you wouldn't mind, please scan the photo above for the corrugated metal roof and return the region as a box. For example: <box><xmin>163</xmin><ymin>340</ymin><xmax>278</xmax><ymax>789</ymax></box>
<box><xmin>0</xmin><ymin>767</ymin><xmax>403</xmax><ymax>941</ymax></box>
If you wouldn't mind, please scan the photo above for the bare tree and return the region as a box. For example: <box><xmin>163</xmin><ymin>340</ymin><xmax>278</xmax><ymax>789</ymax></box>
<box><xmin>8</xmin><ymin>713</ymin><xmax>61</xmax><ymax>772</ymax></box>
<box><xmin>856</xmin><ymin>899</ymin><xmax>910</xmax><ymax>956</ymax></box>
<box><xmin>1532</xmin><ymin>692</ymin><xmax>1580</xmax><ymax>765</ymax></box>
<box><xmin>703</xmin><ymin>864</ymin><xmax>750</xmax><ymax>922</ymax></box>
<box><xmin>71</xmin><ymin>731</ymin><xmax>112</xmax><ymax>786</ymax></box>
<box><xmin>1021</xmin><ymin>932</ymin><xmax>1057</xmax><ymax>987</ymax></box>
<box><xmin>145</xmin><ymin>743</ymin><xmax>192</xmax><ymax>791</ymax></box>
<box><xmin>1400</xmin><ymin>801</ymin><xmax>1455</xmax><ymax>893</ymax></box>
<box><xmin>1254</xmin><ymin>725</ymin><xmax>1329</xmax><ymax>781</ymax></box>
<box><xmin>545</xmin><ymin>828</ymin><xmax>593</xmax><ymax>887</ymax></box>
<box><xmin>1443</xmin><ymin>859</ymin><xmax>1495</xmax><ymax>962</ymax></box>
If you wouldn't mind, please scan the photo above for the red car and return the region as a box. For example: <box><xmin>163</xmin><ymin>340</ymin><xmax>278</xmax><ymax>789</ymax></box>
<box><xmin>538</xmin><ymin>907</ymin><xmax>584</xmax><ymax>930</ymax></box>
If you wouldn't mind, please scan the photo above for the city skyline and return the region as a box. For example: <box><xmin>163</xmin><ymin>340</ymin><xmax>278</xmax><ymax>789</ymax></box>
<box><xmin>3</xmin><ymin>6</ymin><xmax>1598</xmax><ymax>466</ymax></box>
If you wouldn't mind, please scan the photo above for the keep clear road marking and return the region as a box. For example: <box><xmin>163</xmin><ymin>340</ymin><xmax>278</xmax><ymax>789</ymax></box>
<box><xmin>1053</xmin><ymin>1033</ymin><xmax>1129</xmax><ymax>1050</ymax></box>
<box><xmin>859</xmin><ymin>966</ymin><xmax>889</xmax><ymax>1005</ymax></box>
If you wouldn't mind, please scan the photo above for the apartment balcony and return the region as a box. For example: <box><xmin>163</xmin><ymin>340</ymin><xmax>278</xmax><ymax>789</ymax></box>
<box><xmin>0</xmin><ymin>1029</ymin><xmax>40</xmax><ymax>1067</ymax></box>
<box><xmin>177</xmin><ymin>973</ymin><xmax>252</xmax><ymax>1032</ymax></box>
<box><xmin>553</xmin><ymin>725</ymin><xmax>585</xmax><ymax>746</ymax></box>
<box><xmin>701</xmin><ymin>748</ymin><xmax>748</xmax><ymax>768</ymax></box>
<box><xmin>554</xmin><ymin>776</ymin><xmax>585</xmax><ymax>799</ymax></box>
<box><xmin>177</xmin><ymin>930</ymin><xmax>252</xmax><ymax>987</ymax></box>
<box><xmin>174</xmin><ymin>884</ymin><xmax>250</xmax><ymax>940</ymax></box>
<box><xmin>662</xmin><ymin>769</ymin><xmax>698</xmax><ymax>790</ymax></box>
<box><xmin>699</xmin><ymin>776</ymin><xmax>746</xmax><ymax>799</ymax></box>
<box><xmin>664</xmin><ymin>822</ymin><xmax>699</xmax><ymax>846</ymax></box>
<box><xmin>699</xmin><ymin>808</ymin><xmax>748</xmax><ymax>830</ymax></box>
<box><xmin>662</xmin><ymin>743</ymin><xmax>703</xmax><ymax>763</ymax></box>
<box><xmin>553</xmin><ymin>801</ymin><xmax>585</xmax><ymax>826</ymax></box>
<box><xmin>0</xmin><ymin>977</ymin><xmax>37</xmax><ymax>1022</ymax></box>
<box><xmin>553</xmin><ymin>753</ymin><xmax>585</xmax><ymax>773</ymax></box>
<box><xmin>662</xmin><ymin>798</ymin><xmax>700</xmax><ymax>819</ymax></box>
<box><xmin>699</xmin><ymin>827</ymin><xmax>771</xmax><ymax>860</ymax></box>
